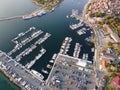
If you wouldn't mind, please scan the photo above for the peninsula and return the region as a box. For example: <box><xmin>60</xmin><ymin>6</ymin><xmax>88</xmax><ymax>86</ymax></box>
<box><xmin>32</xmin><ymin>0</ymin><xmax>62</xmax><ymax>10</ymax></box>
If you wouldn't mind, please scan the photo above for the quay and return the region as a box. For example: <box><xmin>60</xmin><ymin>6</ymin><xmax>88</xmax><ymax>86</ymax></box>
<box><xmin>0</xmin><ymin>50</ymin><xmax>50</xmax><ymax>90</ymax></box>
<box><xmin>0</xmin><ymin>15</ymin><xmax>22</xmax><ymax>21</ymax></box>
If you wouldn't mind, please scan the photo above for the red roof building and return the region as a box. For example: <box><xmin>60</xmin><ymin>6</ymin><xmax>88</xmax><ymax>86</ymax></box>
<box><xmin>112</xmin><ymin>76</ymin><xmax>120</xmax><ymax>89</ymax></box>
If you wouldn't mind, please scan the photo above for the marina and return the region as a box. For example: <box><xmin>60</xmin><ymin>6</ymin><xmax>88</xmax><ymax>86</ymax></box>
<box><xmin>0</xmin><ymin>0</ymin><xmax>95</xmax><ymax>89</ymax></box>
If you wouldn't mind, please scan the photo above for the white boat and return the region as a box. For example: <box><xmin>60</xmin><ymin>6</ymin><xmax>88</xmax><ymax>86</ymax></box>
<box><xmin>22</xmin><ymin>14</ymin><xmax>33</xmax><ymax>20</ymax></box>
<box><xmin>91</xmin><ymin>48</ymin><xmax>94</xmax><ymax>52</ymax></box>
<box><xmin>31</xmin><ymin>69</ymin><xmax>44</xmax><ymax>80</ymax></box>
<box><xmin>37</xmin><ymin>11</ymin><xmax>47</xmax><ymax>16</ymax></box>
<box><xmin>49</xmin><ymin>60</ymin><xmax>54</xmax><ymax>63</ymax></box>
<box><xmin>42</xmin><ymin>69</ymin><xmax>48</xmax><ymax>74</ymax></box>
<box><xmin>18</xmin><ymin>32</ymin><xmax>24</xmax><ymax>36</ymax></box>
<box><xmin>66</xmin><ymin>15</ymin><xmax>69</xmax><ymax>18</ymax></box>
<box><xmin>25</xmin><ymin>60</ymin><xmax>35</xmax><ymax>69</ymax></box>
<box><xmin>52</xmin><ymin>54</ymin><xmax>57</xmax><ymax>60</ymax></box>
<box><xmin>77</xmin><ymin>30</ymin><xmax>84</xmax><ymax>35</ymax></box>
<box><xmin>51</xmin><ymin>8</ymin><xmax>55</xmax><ymax>12</ymax></box>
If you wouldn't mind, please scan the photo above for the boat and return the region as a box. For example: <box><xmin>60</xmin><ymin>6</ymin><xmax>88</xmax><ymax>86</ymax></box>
<box><xmin>47</xmin><ymin>64</ymin><xmax>52</xmax><ymax>69</ymax></box>
<box><xmin>31</xmin><ymin>69</ymin><xmax>44</xmax><ymax>80</ymax></box>
<box><xmin>91</xmin><ymin>48</ymin><xmax>94</xmax><ymax>52</ymax></box>
<box><xmin>22</xmin><ymin>14</ymin><xmax>33</xmax><ymax>20</ymax></box>
<box><xmin>35</xmin><ymin>54</ymin><xmax>42</xmax><ymax>60</ymax></box>
<box><xmin>85</xmin><ymin>54</ymin><xmax>88</xmax><ymax>60</ymax></box>
<box><xmin>91</xmin><ymin>31</ymin><xmax>93</xmax><ymax>34</ymax></box>
<box><xmin>82</xmin><ymin>54</ymin><xmax>86</xmax><ymax>60</ymax></box>
<box><xmin>50</xmin><ymin>8</ymin><xmax>55</xmax><ymax>12</ymax></box>
<box><xmin>18</xmin><ymin>32</ymin><xmax>24</xmax><ymax>37</ymax></box>
<box><xmin>77</xmin><ymin>30</ymin><xmax>84</xmax><ymax>35</ymax></box>
<box><xmin>37</xmin><ymin>11</ymin><xmax>47</xmax><ymax>16</ymax></box>
<box><xmin>49</xmin><ymin>60</ymin><xmax>54</xmax><ymax>63</ymax></box>
<box><xmin>66</xmin><ymin>15</ymin><xmax>69</xmax><ymax>18</ymax></box>
<box><xmin>42</xmin><ymin>68</ymin><xmax>48</xmax><ymax>74</ymax></box>
<box><xmin>52</xmin><ymin>54</ymin><xmax>57</xmax><ymax>60</ymax></box>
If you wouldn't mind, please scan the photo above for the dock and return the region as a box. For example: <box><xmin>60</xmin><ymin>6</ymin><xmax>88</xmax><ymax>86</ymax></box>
<box><xmin>15</xmin><ymin>45</ymin><xmax>37</xmax><ymax>61</ymax></box>
<box><xmin>25</xmin><ymin>48</ymin><xmax>46</xmax><ymax>69</ymax></box>
<box><xmin>14</xmin><ymin>32</ymin><xmax>50</xmax><ymax>62</ymax></box>
<box><xmin>70</xmin><ymin>22</ymin><xmax>83</xmax><ymax>30</ymax></box>
<box><xmin>82</xmin><ymin>53</ymin><xmax>89</xmax><ymax>60</ymax></box>
<box><xmin>73</xmin><ymin>43</ymin><xmax>81</xmax><ymax>58</ymax></box>
<box><xmin>59</xmin><ymin>37</ymin><xmax>72</xmax><ymax>55</ymax></box>
<box><xmin>8</xmin><ymin>27</ymin><xmax>43</xmax><ymax>56</ymax></box>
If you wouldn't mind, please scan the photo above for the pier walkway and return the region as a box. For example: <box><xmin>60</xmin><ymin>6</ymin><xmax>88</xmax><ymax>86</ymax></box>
<box><xmin>0</xmin><ymin>15</ymin><xmax>22</xmax><ymax>21</ymax></box>
<box><xmin>0</xmin><ymin>7</ymin><xmax>44</xmax><ymax>21</ymax></box>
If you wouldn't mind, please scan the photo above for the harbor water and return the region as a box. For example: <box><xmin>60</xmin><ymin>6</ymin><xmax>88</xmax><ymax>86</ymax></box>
<box><xmin>0</xmin><ymin>0</ymin><xmax>93</xmax><ymax>89</ymax></box>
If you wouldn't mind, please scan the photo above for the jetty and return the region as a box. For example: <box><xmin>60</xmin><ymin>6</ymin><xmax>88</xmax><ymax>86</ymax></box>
<box><xmin>25</xmin><ymin>48</ymin><xmax>46</xmax><ymax>69</ymax></box>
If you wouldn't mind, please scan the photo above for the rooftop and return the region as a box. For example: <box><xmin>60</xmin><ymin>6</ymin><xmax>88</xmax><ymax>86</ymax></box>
<box><xmin>112</xmin><ymin>76</ymin><xmax>120</xmax><ymax>89</ymax></box>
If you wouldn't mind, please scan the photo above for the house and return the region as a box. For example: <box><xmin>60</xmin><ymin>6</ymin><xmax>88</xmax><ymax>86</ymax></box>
<box><xmin>112</xmin><ymin>76</ymin><xmax>120</xmax><ymax>89</ymax></box>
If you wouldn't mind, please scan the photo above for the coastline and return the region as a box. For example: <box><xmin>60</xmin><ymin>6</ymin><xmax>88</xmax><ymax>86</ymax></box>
<box><xmin>83</xmin><ymin>0</ymin><xmax>92</xmax><ymax>17</ymax></box>
<box><xmin>32</xmin><ymin>0</ymin><xmax>62</xmax><ymax>11</ymax></box>
<box><xmin>32</xmin><ymin>0</ymin><xmax>43</xmax><ymax>7</ymax></box>
<box><xmin>0</xmin><ymin>68</ymin><xmax>25</xmax><ymax>90</ymax></box>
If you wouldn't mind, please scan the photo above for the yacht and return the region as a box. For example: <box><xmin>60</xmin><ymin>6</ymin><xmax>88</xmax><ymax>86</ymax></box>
<box><xmin>31</xmin><ymin>69</ymin><xmax>44</xmax><ymax>80</ymax></box>
<box><xmin>42</xmin><ymin>68</ymin><xmax>48</xmax><ymax>74</ymax></box>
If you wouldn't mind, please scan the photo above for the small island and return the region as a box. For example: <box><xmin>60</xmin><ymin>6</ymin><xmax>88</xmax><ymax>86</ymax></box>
<box><xmin>32</xmin><ymin>0</ymin><xmax>62</xmax><ymax>10</ymax></box>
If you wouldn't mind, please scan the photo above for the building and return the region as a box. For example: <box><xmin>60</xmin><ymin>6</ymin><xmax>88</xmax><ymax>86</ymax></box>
<box><xmin>103</xmin><ymin>24</ymin><xmax>120</xmax><ymax>43</ymax></box>
<box><xmin>110</xmin><ymin>33</ymin><xmax>120</xmax><ymax>43</ymax></box>
<box><xmin>100</xmin><ymin>58</ymin><xmax>110</xmax><ymax>71</ymax></box>
<box><xmin>112</xmin><ymin>76</ymin><xmax>120</xmax><ymax>89</ymax></box>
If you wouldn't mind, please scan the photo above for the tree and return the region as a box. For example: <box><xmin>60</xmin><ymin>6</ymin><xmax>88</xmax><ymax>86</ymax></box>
<box><xmin>107</xmin><ymin>42</ymin><xmax>112</xmax><ymax>48</ymax></box>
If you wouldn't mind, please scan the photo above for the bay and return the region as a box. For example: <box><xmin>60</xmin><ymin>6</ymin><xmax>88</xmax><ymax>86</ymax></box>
<box><xmin>0</xmin><ymin>0</ymin><xmax>91</xmax><ymax>89</ymax></box>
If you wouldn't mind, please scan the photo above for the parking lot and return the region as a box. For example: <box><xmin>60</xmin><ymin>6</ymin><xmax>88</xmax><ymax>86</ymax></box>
<box><xmin>47</xmin><ymin>54</ymin><xmax>96</xmax><ymax>90</ymax></box>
